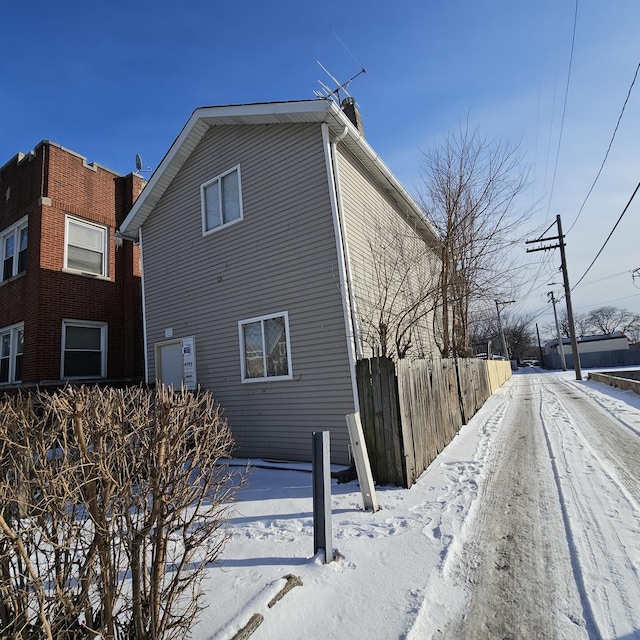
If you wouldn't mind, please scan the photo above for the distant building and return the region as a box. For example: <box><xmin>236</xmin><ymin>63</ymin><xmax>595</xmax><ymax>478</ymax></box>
<box><xmin>544</xmin><ymin>332</ymin><xmax>630</xmax><ymax>356</ymax></box>
<box><xmin>543</xmin><ymin>331</ymin><xmax>640</xmax><ymax>369</ymax></box>
<box><xmin>0</xmin><ymin>141</ymin><xmax>145</xmax><ymax>388</ymax></box>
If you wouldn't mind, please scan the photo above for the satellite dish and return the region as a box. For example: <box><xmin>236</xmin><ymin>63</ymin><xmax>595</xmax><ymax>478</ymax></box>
<box><xmin>134</xmin><ymin>153</ymin><xmax>151</xmax><ymax>175</ymax></box>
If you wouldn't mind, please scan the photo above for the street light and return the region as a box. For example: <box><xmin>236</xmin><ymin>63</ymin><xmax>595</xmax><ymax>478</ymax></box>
<box><xmin>495</xmin><ymin>299</ymin><xmax>515</xmax><ymax>360</ymax></box>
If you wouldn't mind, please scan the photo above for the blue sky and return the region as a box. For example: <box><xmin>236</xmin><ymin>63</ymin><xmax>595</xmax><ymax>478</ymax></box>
<box><xmin>2</xmin><ymin>1</ymin><xmax>639</xmax><ymax>336</ymax></box>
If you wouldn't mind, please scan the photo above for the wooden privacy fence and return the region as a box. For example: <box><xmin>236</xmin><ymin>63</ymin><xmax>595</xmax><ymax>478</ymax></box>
<box><xmin>355</xmin><ymin>357</ymin><xmax>510</xmax><ymax>488</ymax></box>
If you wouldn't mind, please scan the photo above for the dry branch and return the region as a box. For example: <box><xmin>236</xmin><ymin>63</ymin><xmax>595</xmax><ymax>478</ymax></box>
<box><xmin>0</xmin><ymin>385</ymin><xmax>240</xmax><ymax>639</ymax></box>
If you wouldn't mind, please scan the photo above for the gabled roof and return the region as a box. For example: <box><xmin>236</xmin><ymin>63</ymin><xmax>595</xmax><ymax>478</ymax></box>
<box><xmin>118</xmin><ymin>99</ymin><xmax>437</xmax><ymax>243</ymax></box>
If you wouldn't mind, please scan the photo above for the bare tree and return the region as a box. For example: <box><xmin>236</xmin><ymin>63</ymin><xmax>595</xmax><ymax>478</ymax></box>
<box><xmin>354</xmin><ymin>208</ymin><xmax>440</xmax><ymax>360</ymax></box>
<box><xmin>420</xmin><ymin>123</ymin><xmax>532</xmax><ymax>357</ymax></box>
<box><xmin>470</xmin><ymin>309</ymin><xmax>534</xmax><ymax>361</ymax></box>
<box><xmin>547</xmin><ymin>306</ymin><xmax>639</xmax><ymax>341</ymax></box>
<box><xmin>503</xmin><ymin>313</ymin><xmax>535</xmax><ymax>362</ymax></box>
<box><xmin>546</xmin><ymin>309</ymin><xmax>590</xmax><ymax>339</ymax></box>
<box><xmin>585</xmin><ymin>306</ymin><xmax>640</xmax><ymax>340</ymax></box>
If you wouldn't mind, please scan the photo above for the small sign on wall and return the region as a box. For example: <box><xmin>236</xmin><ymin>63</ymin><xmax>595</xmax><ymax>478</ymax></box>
<box><xmin>182</xmin><ymin>336</ymin><xmax>196</xmax><ymax>390</ymax></box>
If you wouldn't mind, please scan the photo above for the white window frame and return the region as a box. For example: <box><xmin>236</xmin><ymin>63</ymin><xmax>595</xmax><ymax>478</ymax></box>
<box><xmin>0</xmin><ymin>322</ymin><xmax>24</xmax><ymax>385</ymax></box>
<box><xmin>200</xmin><ymin>165</ymin><xmax>244</xmax><ymax>236</ymax></box>
<box><xmin>63</xmin><ymin>215</ymin><xmax>108</xmax><ymax>278</ymax></box>
<box><xmin>238</xmin><ymin>311</ymin><xmax>293</xmax><ymax>383</ymax></box>
<box><xmin>61</xmin><ymin>320</ymin><xmax>107</xmax><ymax>380</ymax></box>
<box><xmin>1</xmin><ymin>215</ymin><xmax>28</xmax><ymax>283</ymax></box>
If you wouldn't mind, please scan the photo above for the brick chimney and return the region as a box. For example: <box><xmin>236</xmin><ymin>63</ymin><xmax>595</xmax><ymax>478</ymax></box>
<box><xmin>341</xmin><ymin>97</ymin><xmax>365</xmax><ymax>136</ymax></box>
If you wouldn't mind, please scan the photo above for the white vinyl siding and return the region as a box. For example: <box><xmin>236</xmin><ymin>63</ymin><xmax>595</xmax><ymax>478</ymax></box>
<box><xmin>239</xmin><ymin>311</ymin><xmax>292</xmax><ymax>382</ymax></box>
<box><xmin>64</xmin><ymin>216</ymin><xmax>108</xmax><ymax>277</ymax></box>
<box><xmin>61</xmin><ymin>320</ymin><xmax>107</xmax><ymax>379</ymax></box>
<box><xmin>201</xmin><ymin>165</ymin><xmax>243</xmax><ymax>234</ymax></box>
<box><xmin>0</xmin><ymin>323</ymin><xmax>24</xmax><ymax>384</ymax></box>
<box><xmin>1</xmin><ymin>216</ymin><xmax>28</xmax><ymax>282</ymax></box>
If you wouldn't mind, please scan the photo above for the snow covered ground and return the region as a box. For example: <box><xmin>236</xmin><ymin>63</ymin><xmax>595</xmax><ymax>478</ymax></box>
<box><xmin>192</xmin><ymin>368</ymin><xmax>640</xmax><ymax>640</ymax></box>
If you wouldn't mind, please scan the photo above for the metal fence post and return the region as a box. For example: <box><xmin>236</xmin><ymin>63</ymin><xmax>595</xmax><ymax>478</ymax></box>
<box><xmin>312</xmin><ymin>431</ymin><xmax>333</xmax><ymax>563</ymax></box>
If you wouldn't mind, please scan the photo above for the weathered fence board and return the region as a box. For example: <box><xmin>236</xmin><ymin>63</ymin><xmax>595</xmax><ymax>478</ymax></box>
<box><xmin>357</xmin><ymin>357</ymin><xmax>511</xmax><ymax>488</ymax></box>
<box><xmin>356</xmin><ymin>358</ymin><xmax>405</xmax><ymax>486</ymax></box>
<box><xmin>456</xmin><ymin>358</ymin><xmax>491</xmax><ymax>423</ymax></box>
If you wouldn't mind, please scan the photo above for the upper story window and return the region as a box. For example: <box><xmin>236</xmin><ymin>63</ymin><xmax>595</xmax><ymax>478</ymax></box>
<box><xmin>0</xmin><ymin>323</ymin><xmax>24</xmax><ymax>384</ymax></box>
<box><xmin>238</xmin><ymin>311</ymin><xmax>292</xmax><ymax>382</ymax></box>
<box><xmin>1</xmin><ymin>216</ymin><xmax>28</xmax><ymax>282</ymax></box>
<box><xmin>201</xmin><ymin>165</ymin><xmax>243</xmax><ymax>235</ymax></box>
<box><xmin>61</xmin><ymin>320</ymin><xmax>107</xmax><ymax>379</ymax></box>
<box><xmin>64</xmin><ymin>216</ymin><xmax>108</xmax><ymax>277</ymax></box>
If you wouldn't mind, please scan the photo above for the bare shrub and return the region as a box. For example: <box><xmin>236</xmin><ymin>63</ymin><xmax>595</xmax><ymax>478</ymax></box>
<box><xmin>0</xmin><ymin>385</ymin><xmax>239</xmax><ymax>639</ymax></box>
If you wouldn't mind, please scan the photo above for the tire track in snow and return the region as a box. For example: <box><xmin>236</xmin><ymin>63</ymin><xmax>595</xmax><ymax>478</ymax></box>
<box><xmin>538</xmin><ymin>376</ymin><xmax>640</xmax><ymax>639</ymax></box>
<box><xmin>537</xmin><ymin>384</ymin><xmax>600</xmax><ymax>639</ymax></box>
<box><xmin>407</xmin><ymin>376</ymin><xmax>586</xmax><ymax>639</ymax></box>
<box><xmin>553</xmin><ymin>377</ymin><xmax>640</xmax><ymax>507</ymax></box>
<box><xmin>561</xmin><ymin>377</ymin><xmax>640</xmax><ymax>439</ymax></box>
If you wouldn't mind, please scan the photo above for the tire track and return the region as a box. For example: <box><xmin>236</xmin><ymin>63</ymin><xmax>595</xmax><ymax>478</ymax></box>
<box><xmin>429</xmin><ymin>376</ymin><xmax>586</xmax><ymax>639</ymax></box>
<box><xmin>538</xmin><ymin>376</ymin><xmax>640</xmax><ymax>639</ymax></box>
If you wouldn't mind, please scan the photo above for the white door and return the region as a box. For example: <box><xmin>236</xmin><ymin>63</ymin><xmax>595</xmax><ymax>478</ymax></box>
<box><xmin>157</xmin><ymin>341</ymin><xmax>184</xmax><ymax>389</ymax></box>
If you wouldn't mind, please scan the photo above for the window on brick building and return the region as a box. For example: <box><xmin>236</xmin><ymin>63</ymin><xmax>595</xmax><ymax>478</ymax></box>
<box><xmin>64</xmin><ymin>216</ymin><xmax>108</xmax><ymax>277</ymax></box>
<box><xmin>61</xmin><ymin>320</ymin><xmax>107</xmax><ymax>379</ymax></box>
<box><xmin>1</xmin><ymin>216</ymin><xmax>28</xmax><ymax>282</ymax></box>
<box><xmin>0</xmin><ymin>323</ymin><xmax>24</xmax><ymax>384</ymax></box>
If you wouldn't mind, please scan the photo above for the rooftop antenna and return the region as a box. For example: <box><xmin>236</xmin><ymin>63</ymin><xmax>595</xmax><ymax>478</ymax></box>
<box><xmin>134</xmin><ymin>153</ymin><xmax>152</xmax><ymax>176</ymax></box>
<box><xmin>314</xmin><ymin>62</ymin><xmax>366</xmax><ymax>105</ymax></box>
<box><xmin>314</xmin><ymin>30</ymin><xmax>366</xmax><ymax>105</ymax></box>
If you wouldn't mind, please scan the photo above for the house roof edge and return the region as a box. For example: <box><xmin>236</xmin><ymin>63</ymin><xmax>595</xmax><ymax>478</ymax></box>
<box><xmin>118</xmin><ymin>99</ymin><xmax>436</xmax><ymax>243</ymax></box>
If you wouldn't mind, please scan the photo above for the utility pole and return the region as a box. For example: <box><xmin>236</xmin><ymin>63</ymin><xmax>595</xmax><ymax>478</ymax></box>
<box><xmin>556</xmin><ymin>215</ymin><xmax>582</xmax><ymax>380</ymax></box>
<box><xmin>535</xmin><ymin>323</ymin><xmax>544</xmax><ymax>367</ymax></box>
<box><xmin>495</xmin><ymin>299</ymin><xmax>515</xmax><ymax>360</ymax></box>
<box><xmin>547</xmin><ymin>290</ymin><xmax>567</xmax><ymax>371</ymax></box>
<box><xmin>526</xmin><ymin>214</ymin><xmax>582</xmax><ymax>380</ymax></box>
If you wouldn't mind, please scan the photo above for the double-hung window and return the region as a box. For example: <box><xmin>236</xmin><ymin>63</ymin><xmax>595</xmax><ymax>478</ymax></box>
<box><xmin>201</xmin><ymin>165</ymin><xmax>243</xmax><ymax>234</ymax></box>
<box><xmin>239</xmin><ymin>312</ymin><xmax>292</xmax><ymax>382</ymax></box>
<box><xmin>61</xmin><ymin>320</ymin><xmax>107</xmax><ymax>379</ymax></box>
<box><xmin>64</xmin><ymin>216</ymin><xmax>108</xmax><ymax>277</ymax></box>
<box><xmin>0</xmin><ymin>323</ymin><xmax>24</xmax><ymax>384</ymax></box>
<box><xmin>1</xmin><ymin>216</ymin><xmax>28</xmax><ymax>282</ymax></box>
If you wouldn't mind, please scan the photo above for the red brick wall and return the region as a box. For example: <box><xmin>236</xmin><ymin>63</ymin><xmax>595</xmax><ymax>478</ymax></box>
<box><xmin>0</xmin><ymin>149</ymin><xmax>44</xmax><ymax>228</ymax></box>
<box><xmin>0</xmin><ymin>149</ymin><xmax>43</xmax><ymax>341</ymax></box>
<box><xmin>0</xmin><ymin>141</ymin><xmax>145</xmax><ymax>385</ymax></box>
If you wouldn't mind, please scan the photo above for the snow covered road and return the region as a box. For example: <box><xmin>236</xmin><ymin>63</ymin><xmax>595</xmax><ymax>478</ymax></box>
<box><xmin>538</xmin><ymin>375</ymin><xmax>640</xmax><ymax>638</ymax></box>
<box><xmin>416</xmin><ymin>372</ymin><xmax>640</xmax><ymax>639</ymax></box>
<box><xmin>192</xmin><ymin>370</ymin><xmax>640</xmax><ymax>640</ymax></box>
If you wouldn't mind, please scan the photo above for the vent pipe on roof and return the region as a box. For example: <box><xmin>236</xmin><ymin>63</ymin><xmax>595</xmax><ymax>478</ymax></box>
<box><xmin>340</xmin><ymin>97</ymin><xmax>364</xmax><ymax>136</ymax></box>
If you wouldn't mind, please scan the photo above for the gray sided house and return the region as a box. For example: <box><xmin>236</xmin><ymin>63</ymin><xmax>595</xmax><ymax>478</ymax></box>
<box><xmin>119</xmin><ymin>99</ymin><xmax>441</xmax><ymax>464</ymax></box>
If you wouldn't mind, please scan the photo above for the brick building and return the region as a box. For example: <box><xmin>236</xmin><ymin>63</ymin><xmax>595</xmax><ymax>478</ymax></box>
<box><xmin>0</xmin><ymin>141</ymin><xmax>145</xmax><ymax>387</ymax></box>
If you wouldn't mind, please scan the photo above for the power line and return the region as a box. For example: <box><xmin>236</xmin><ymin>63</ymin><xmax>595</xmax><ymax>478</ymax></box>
<box><xmin>567</xmin><ymin>60</ymin><xmax>640</xmax><ymax>234</ymax></box>
<box><xmin>572</xmin><ymin>180</ymin><xmax>640</xmax><ymax>290</ymax></box>
<box><xmin>545</xmin><ymin>0</ymin><xmax>579</xmax><ymax>219</ymax></box>
<box><xmin>573</xmin><ymin>268</ymin><xmax>633</xmax><ymax>289</ymax></box>
<box><xmin>572</xmin><ymin>292</ymin><xmax>640</xmax><ymax>311</ymax></box>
